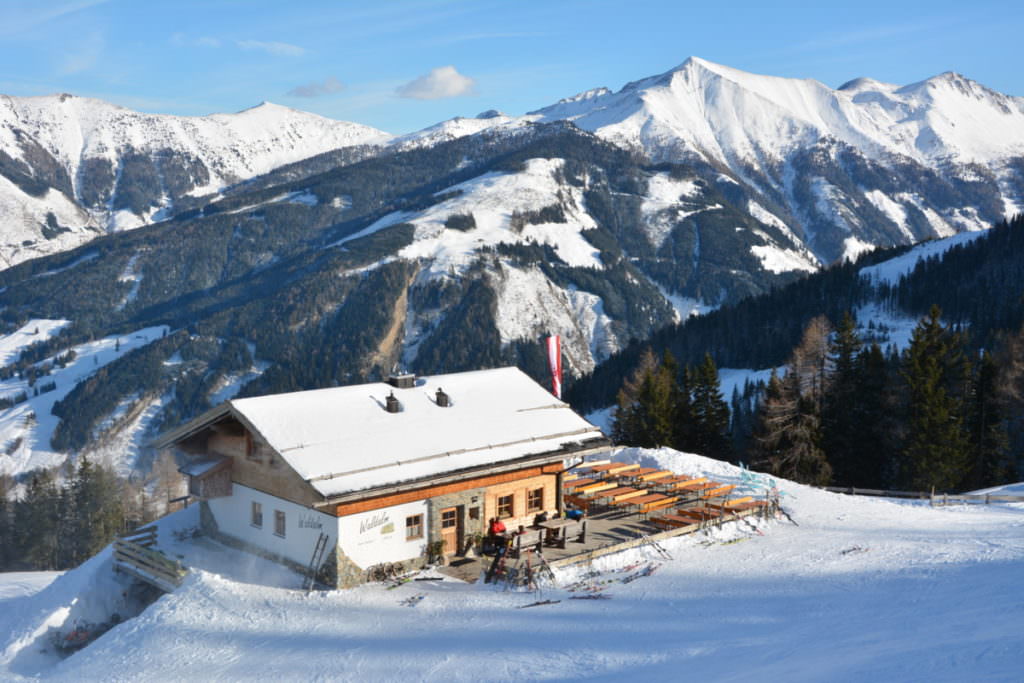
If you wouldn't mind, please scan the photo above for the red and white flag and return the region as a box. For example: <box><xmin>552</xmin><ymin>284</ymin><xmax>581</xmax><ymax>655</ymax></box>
<box><xmin>546</xmin><ymin>335</ymin><xmax>563</xmax><ymax>399</ymax></box>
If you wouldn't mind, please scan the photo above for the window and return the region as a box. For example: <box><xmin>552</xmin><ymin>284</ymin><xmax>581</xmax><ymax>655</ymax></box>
<box><xmin>251</xmin><ymin>501</ymin><xmax>263</xmax><ymax>528</ymax></box>
<box><xmin>441</xmin><ymin>508</ymin><xmax>458</xmax><ymax>529</ymax></box>
<box><xmin>527</xmin><ymin>487</ymin><xmax>544</xmax><ymax>513</ymax></box>
<box><xmin>245</xmin><ymin>433</ymin><xmax>259</xmax><ymax>461</ymax></box>
<box><xmin>406</xmin><ymin>514</ymin><xmax>424</xmax><ymax>540</ymax></box>
<box><xmin>497</xmin><ymin>494</ymin><xmax>514</xmax><ymax>519</ymax></box>
<box><xmin>274</xmin><ymin>510</ymin><xmax>286</xmax><ymax>537</ymax></box>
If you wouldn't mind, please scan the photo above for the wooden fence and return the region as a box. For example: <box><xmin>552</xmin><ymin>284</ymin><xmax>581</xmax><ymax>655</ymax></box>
<box><xmin>112</xmin><ymin>525</ymin><xmax>188</xmax><ymax>593</ymax></box>
<box><xmin>822</xmin><ymin>486</ymin><xmax>1024</xmax><ymax>506</ymax></box>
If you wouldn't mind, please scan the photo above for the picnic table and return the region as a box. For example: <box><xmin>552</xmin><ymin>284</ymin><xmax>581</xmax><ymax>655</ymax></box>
<box><xmin>619</xmin><ymin>467</ymin><xmax>659</xmax><ymax>479</ymax></box>
<box><xmin>596</xmin><ymin>486</ymin><xmax>648</xmax><ymax>503</ymax></box>
<box><xmin>563</xmin><ymin>477</ymin><xmax>597</xmax><ymax>491</ymax></box>
<box><xmin>676</xmin><ymin>480</ymin><xmax>719</xmax><ymax>493</ymax></box>
<box><xmin>636</xmin><ymin>470</ymin><xmax>674</xmax><ymax>482</ymax></box>
<box><xmin>575</xmin><ymin>480</ymin><xmax>616</xmax><ymax>495</ymax></box>
<box><xmin>674</xmin><ymin>506</ymin><xmax>725</xmax><ymax>522</ymax></box>
<box><xmin>702</xmin><ymin>484</ymin><xmax>737</xmax><ymax>499</ymax></box>
<box><xmin>623</xmin><ymin>493</ymin><xmax>676</xmax><ymax>516</ymax></box>
<box><xmin>538</xmin><ymin>518</ymin><xmax>587</xmax><ymax>548</ymax></box>
<box><xmin>655</xmin><ymin>476</ymin><xmax>707</xmax><ymax>491</ymax></box>
<box><xmin>650</xmin><ymin>513</ymin><xmax>701</xmax><ymax>530</ymax></box>
<box><xmin>588</xmin><ymin>462</ymin><xmax>641</xmax><ymax>476</ymax></box>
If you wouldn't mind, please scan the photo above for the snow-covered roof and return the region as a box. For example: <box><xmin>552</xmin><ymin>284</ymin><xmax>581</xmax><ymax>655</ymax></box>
<box><xmin>163</xmin><ymin>367</ymin><xmax>606</xmax><ymax>499</ymax></box>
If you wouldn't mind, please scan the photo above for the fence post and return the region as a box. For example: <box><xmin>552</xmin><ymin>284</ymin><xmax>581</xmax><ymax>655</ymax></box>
<box><xmin>930</xmin><ymin>487</ymin><xmax>935</xmax><ymax>507</ymax></box>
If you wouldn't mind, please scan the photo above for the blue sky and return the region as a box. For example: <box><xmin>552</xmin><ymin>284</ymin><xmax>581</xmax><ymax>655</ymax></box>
<box><xmin>1</xmin><ymin>0</ymin><xmax>1022</xmax><ymax>134</ymax></box>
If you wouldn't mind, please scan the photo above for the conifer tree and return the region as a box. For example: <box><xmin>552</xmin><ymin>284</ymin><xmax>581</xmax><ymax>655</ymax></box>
<box><xmin>668</xmin><ymin>353</ymin><xmax>694</xmax><ymax>451</ymax></box>
<box><xmin>612</xmin><ymin>350</ymin><xmax>675</xmax><ymax>447</ymax></box>
<box><xmin>856</xmin><ymin>343</ymin><xmax>896</xmax><ymax>488</ymax></box>
<box><xmin>13</xmin><ymin>472</ymin><xmax>61</xmax><ymax>570</ymax></box>
<box><xmin>900</xmin><ymin>306</ymin><xmax>971</xmax><ymax>491</ymax></box>
<box><xmin>823</xmin><ymin>313</ymin><xmax>862</xmax><ymax>485</ymax></box>
<box><xmin>59</xmin><ymin>458</ymin><xmax>126</xmax><ymax>567</ymax></box>
<box><xmin>963</xmin><ymin>351</ymin><xmax>1012</xmax><ymax>490</ymax></box>
<box><xmin>752</xmin><ymin>369</ymin><xmax>832</xmax><ymax>485</ymax></box>
<box><xmin>689</xmin><ymin>353</ymin><xmax>731</xmax><ymax>460</ymax></box>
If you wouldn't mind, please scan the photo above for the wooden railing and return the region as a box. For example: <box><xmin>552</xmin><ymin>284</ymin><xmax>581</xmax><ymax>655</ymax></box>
<box><xmin>112</xmin><ymin>525</ymin><xmax>188</xmax><ymax>592</ymax></box>
<box><xmin>822</xmin><ymin>486</ymin><xmax>1024</xmax><ymax>506</ymax></box>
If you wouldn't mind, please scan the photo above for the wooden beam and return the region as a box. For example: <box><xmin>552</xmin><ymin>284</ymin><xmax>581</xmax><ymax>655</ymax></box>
<box><xmin>333</xmin><ymin>465</ymin><xmax>554</xmax><ymax>516</ymax></box>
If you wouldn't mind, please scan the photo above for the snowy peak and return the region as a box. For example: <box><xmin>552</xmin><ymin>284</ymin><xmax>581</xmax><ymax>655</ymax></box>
<box><xmin>530</xmin><ymin>56</ymin><xmax>1024</xmax><ymax>166</ymax></box>
<box><xmin>0</xmin><ymin>93</ymin><xmax>392</xmax><ymax>266</ymax></box>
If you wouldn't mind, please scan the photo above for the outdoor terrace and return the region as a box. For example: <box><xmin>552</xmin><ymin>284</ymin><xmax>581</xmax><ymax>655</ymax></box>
<box><xmin>439</xmin><ymin>461</ymin><xmax>776</xmax><ymax>583</ymax></box>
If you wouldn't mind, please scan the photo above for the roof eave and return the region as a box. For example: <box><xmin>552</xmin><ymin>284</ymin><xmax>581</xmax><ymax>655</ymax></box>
<box><xmin>316</xmin><ymin>436</ymin><xmax>612</xmax><ymax>508</ymax></box>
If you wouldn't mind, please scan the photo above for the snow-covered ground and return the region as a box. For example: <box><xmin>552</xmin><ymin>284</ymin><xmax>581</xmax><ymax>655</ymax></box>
<box><xmin>860</xmin><ymin>230</ymin><xmax>987</xmax><ymax>285</ymax></box>
<box><xmin>1</xmin><ymin>447</ymin><xmax>1021</xmax><ymax>681</ymax></box>
<box><xmin>0</xmin><ymin>324</ymin><xmax>169</xmax><ymax>478</ymax></box>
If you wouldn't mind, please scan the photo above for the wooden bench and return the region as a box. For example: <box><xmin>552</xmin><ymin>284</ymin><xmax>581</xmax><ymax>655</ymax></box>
<box><xmin>511</xmin><ymin>529</ymin><xmax>544</xmax><ymax>557</ymax></box>
<box><xmin>674</xmin><ymin>507</ymin><xmax>725</xmax><ymax>522</ymax></box>
<box><xmin>563</xmin><ymin>477</ymin><xmax>597</xmax><ymax>491</ymax></box>
<box><xmin>540</xmin><ymin>519</ymin><xmax>587</xmax><ymax>548</ymax></box>
<box><xmin>650</xmin><ymin>513</ymin><xmax>698</xmax><ymax>529</ymax></box>
<box><xmin>606</xmin><ymin>487</ymin><xmax>648</xmax><ymax>503</ymax></box>
<box><xmin>702</xmin><ymin>484</ymin><xmax>738</xmax><ymax>499</ymax></box>
<box><xmin>721</xmin><ymin>500</ymin><xmax>770</xmax><ymax>513</ymax></box>
<box><xmin>624</xmin><ymin>494</ymin><xmax>676</xmax><ymax>516</ymax></box>
<box><xmin>676</xmin><ymin>480</ymin><xmax>718</xmax><ymax>494</ymax></box>
<box><xmin>621</xmin><ymin>467</ymin><xmax>660</xmax><ymax>479</ymax></box>
<box><xmin>576</xmin><ymin>481</ymin><xmax>616</xmax><ymax>495</ymax></box>
<box><xmin>637</xmin><ymin>470</ymin><xmax>675</xmax><ymax>482</ymax></box>
<box><xmin>588</xmin><ymin>462</ymin><xmax>641</xmax><ymax>476</ymax></box>
<box><xmin>705</xmin><ymin>496</ymin><xmax>754</xmax><ymax>510</ymax></box>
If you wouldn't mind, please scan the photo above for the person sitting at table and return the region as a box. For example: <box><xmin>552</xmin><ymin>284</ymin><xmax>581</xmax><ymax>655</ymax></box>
<box><xmin>488</xmin><ymin>517</ymin><xmax>506</xmax><ymax>537</ymax></box>
<box><xmin>532</xmin><ymin>510</ymin><xmax>549</xmax><ymax>527</ymax></box>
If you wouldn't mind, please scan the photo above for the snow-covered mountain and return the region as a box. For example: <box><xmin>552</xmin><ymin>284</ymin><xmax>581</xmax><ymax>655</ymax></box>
<box><xmin>523</xmin><ymin>58</ymin><xmax>1023</xmax><ymax>263</ymax></box>
<box><xmin>0</xmin><ymin>94</ymin><xmax>390</xmax><ymax>266</ymax></box>
<box><xmin>531</xmin><ymin>57</ymin><xmax>1024</xmax><ymax>167</ymax></box>
<box><xmin>1</xmin><ymin>59</ymin><xmax>1023</xmax><ymax>481</ymax></box>
<box><xmin>3</xmin><ymin>59</ymin><xmax>1023</xmax><ymax>270</ymax></box>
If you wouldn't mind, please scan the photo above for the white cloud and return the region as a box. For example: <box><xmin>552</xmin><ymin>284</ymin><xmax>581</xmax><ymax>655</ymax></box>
<box><xmin>287</xmin><ymin>76</ymin><xmax>344</xmax><ymax>98</ymax></box>
<box><xmin>195</xmin><ymin>36</ymin><xmax>221</xmax><ymax>48</ymax></box>
<box><xmin>236</xmin><ymin>40</ymin><xmax>306</xmax><ymax>57</ymax></box>
<box><xmin>396</xmin><ymin>65</ymin><xmax>476</xmax><ymax>100</ymax></box>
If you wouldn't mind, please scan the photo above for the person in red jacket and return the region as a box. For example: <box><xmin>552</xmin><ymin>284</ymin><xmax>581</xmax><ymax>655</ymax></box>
<box><xmin>488</xmin><ymin>517</ymin><xmax>506</xmax><ymax>536</ymax></box>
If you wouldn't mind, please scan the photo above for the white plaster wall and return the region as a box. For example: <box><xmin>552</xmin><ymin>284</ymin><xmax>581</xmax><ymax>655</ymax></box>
<box><xmin>208</xmin><ymin>484</ymin><xmax>338</xmax><ymax>567</ymax></box>
<box><xmin>337</xmin><ymin>500</ymin><xmax>428</xmax><ymax>569</ymax></box>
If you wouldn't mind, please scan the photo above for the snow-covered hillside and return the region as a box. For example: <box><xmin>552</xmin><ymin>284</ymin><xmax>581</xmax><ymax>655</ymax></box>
<box><xmin>1</xmin><ymin>447</ymin><xmax>1021</xmax><ymax>681</ymax></box>
<box><xmin>0</xmin><ymin>322</ymin><xmax>169</xmax><ymax>481</ymax></box>
<box><xmin>0</xmin><ymin>94</ymin><xmax>390</xmax><ymax>265</ymax></box>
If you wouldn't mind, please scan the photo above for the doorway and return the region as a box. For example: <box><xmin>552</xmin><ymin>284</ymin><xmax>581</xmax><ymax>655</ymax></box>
<box><xmin>440</xmin><ymin>506</ymin><xmax>463</xmax><ymax>555</ymax></box>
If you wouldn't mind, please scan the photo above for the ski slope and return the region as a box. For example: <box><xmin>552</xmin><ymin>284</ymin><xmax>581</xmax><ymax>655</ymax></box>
<box><xmin>1</xmin><ymin>447</ymin><xmax>1021</xmax><ymax>682</ymax></box>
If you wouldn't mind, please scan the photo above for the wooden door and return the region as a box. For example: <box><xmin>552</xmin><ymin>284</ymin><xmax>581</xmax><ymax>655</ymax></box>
<box><xmin>440</xmin><ymin>506</ymin><xmax>462</xmax><ymax>554</ymax></box>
